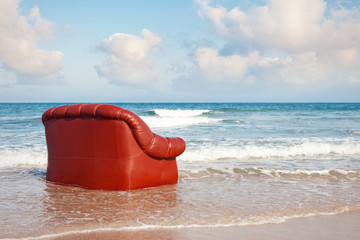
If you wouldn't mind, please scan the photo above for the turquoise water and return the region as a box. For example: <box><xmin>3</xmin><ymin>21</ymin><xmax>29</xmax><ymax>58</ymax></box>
<box><xmin>1</xmin><ymin>103</ymin><xmax>360</xmax><ymax>238</ymax></box>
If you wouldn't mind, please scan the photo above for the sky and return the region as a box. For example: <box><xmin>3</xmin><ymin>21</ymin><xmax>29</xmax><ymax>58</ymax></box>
<box><xmin>0</xmin><ymin>0</ymin><xmax>360</xmax><ymax>102</ymax></box>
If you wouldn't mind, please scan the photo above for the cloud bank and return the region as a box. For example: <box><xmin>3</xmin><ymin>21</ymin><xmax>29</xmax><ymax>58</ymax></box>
<box><xmin>195</xmin><ymin>0</ymin><xmax>360</xmax><ymax>85</ymax></box>
<box><xmin>95</xmin><ymin>29</ymin><xmax>162</xmax><ymax>85</ymax></box>
<box><xmin>0</xmin><ymin>0</ymin><xmax>63</xmax><ymax>84</ymax></box>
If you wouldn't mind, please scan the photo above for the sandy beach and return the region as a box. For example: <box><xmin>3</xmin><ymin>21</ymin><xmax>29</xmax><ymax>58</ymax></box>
<box><xmin>45</xmin><ymin>211</ymin><xmax>360</xmax><ymax>240</ymax></box>
<box><xmin>1</xmin><ymin>103</ymin><xmax>360</xmax><ymax>239</ymax></box>
<box><xmin>1</xmin><ymin>0</ymin><xmax>360</xmax><ymax>237</ymax></box>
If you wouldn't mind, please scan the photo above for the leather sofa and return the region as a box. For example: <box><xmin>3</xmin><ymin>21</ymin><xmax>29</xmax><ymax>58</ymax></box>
<box><xmin>42</xmin><ymin>104</ymin><xmax>186</xmax><ymax>190</ymax></box>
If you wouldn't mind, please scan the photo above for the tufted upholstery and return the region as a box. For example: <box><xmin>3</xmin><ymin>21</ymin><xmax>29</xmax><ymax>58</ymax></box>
<box><xmin>42</xmin><ymin>104</ymin><xmax>186</xmax><ymax>159</ymax></box>
<box><xmin>42</xmin><ymin>104</ymin><xmax>185</xmax><ymax>190</ymax></box>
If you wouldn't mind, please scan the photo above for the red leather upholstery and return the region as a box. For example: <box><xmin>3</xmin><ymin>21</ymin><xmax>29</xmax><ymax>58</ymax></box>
<box><xmin>42</xmin><ymin>104</ymin><xmax>186</xmax><ymax>190</ymax></box>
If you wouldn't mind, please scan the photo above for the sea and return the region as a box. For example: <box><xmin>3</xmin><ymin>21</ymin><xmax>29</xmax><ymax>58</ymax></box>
<box><xmin>1</xmin><ymin>102</ymin><xmax>360</xmax><ymax>239</ymax></box>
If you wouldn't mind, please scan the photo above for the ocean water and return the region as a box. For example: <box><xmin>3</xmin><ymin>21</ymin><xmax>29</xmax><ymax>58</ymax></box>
<box><xmin>1</xmin><ymin>103</ymin><xmax>360</xmax><ymax>239</ymax></box>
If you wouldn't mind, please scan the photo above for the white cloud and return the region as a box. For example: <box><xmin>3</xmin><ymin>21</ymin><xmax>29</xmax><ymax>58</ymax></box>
<box><xmin>197</xmin><ymin>0</ymin><xmax>360</xmax><ymax>52</ymax></box>
<box><xmin>0</xmin><ymin>0</ymin><xmax>63</xmax><ymax>84</ymax></box>
<box><xmin>195</xmin><ymin>48</ymin><xmax>331</xmax><ymax>85</ymax></box>
<box><xmin>195</xmin><ymin>48</ymin><xmax>248</xmax><ymax>81</ymax></box>
<box><xmin>278</xmin><ymin>52</ymin><xmax>330</xmax><ymax>85</ymax></box>
<box><xmin>349</xmin><ymin>76</ymin><xmax>360</xmax><ymax>85</ymax></box>
<box><xmin>335</xmin><ymin>48</ymin><xmax>358</xmax><ymax>67</ymax></box>
<box><xmin>195</xmin><ymin>0</ymin><xmax>360</xmax><ymax>85</ymax></box>
<box><xmin>95</xmin><ymin>29</ymin><xmax>162</xmax><ymax>85</ymax></box>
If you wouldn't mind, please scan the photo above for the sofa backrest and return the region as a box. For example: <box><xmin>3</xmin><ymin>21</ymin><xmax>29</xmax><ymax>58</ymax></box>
<box><xmin>42</xmin><ymin>104</ymin><xmax>186</xmax><ymax>159</ymax></box>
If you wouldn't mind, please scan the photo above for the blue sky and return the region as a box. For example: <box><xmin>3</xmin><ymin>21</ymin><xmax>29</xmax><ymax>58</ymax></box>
<box><xmin>0</xmin><ymin>0</ymin><xmax>359</xmax><ymax>102</ymax></box>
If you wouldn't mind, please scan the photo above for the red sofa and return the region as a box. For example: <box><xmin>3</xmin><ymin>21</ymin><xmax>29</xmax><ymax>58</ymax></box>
<box><xmin>42</xmin><ymin>104</ymin><xmax>186</xmax><ymax>190</ymax></box>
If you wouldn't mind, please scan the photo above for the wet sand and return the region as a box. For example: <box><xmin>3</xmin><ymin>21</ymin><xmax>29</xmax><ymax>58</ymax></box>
<box><xmin>48</xmin><ymin>211</ymin><xmax>360</xmax><ymax>240</ymax></box>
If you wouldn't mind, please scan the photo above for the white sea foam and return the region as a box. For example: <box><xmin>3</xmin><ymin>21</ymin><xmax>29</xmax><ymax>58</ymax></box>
<box><xmin>6</xmin><ymin>206</ymin><xmax>356</xmax><ymax>240</ymax></box>
<box><xmin>142</xmin><ymin>116</ymin><xmax>219</xmax><ymax>128</ymax></box>
<box><xmin>179</xmin><ymin>167</ymin><xmax>360</xmax><ymax>181</ymax></box>
<box><xmin>0</xmin><ymin>115</ymin><xmax>40</xmax><ymax>122</ymax></box>
<box><xmin>255</xmin><ymin>168</ymin><xmax>359</xmax><ymax>179</ymax></box>
<box><xmin>141</xmin><ymin>109</ymin><xmax>220</xmax><ymax>128</ymax></box>
<box><xmin>153</xmin><ymin>109</ymin><xmax>210</xmax><ymax>117</ymax></box>
<box><xmin>180</xmin><ymin>140</ymin><xmax>360</xmax><ymax>163</ymax></box>
<box><xmin>1</xmin><ymin>139</ymin><xmax>359</xmax><ymax>169</ymax></box>
<box><xmin>0</xmin><ymin>150</ymin><xmax>47</xmax><ymax>168</ymax></box>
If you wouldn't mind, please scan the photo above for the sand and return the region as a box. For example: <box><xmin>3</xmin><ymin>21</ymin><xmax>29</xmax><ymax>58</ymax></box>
<box><xmin>48</xmin><ymin>211</ymin><xmax>360</xmax><ymax>240</ymax></box>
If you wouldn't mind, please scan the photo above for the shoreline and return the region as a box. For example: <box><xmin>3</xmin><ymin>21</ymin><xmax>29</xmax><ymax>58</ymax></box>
<box><xmin>17</xmin><ymin>210</ymin><xmax>360</xmax><ymax>240</ymax></box>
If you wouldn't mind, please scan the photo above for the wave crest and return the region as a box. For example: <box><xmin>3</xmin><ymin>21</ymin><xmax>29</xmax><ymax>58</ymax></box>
<box><xmin>0</xmin><ymin>150</ymin><xmax>47</xmax><ymax>168</ymax></box>
<box><xmin>141</xmin><ymin>109</ymin><xmax>219</xmax><ymax>128</ymax></box>
<box><xmin>180</xmin><ymin>140</ymin><xmax>360</xmax><ymax>162</ymax></box>
<box><xmin>152</xmin><ymin>109</ymin><xmax>210</xmax><ymax>117</ymax></box>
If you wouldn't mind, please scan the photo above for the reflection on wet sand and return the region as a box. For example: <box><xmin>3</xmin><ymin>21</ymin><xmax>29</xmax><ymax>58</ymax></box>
<box><xmin>40</xmin><ymin>181</ymin><xmax>180</xmax><ymax>236</ymax></box>
<box><xmin>1</xmin><ymin>166</ymin><xmax>360</xmax><ymax>239</ymax></box>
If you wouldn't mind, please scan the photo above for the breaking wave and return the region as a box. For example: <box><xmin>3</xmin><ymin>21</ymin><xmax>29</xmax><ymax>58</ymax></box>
<box><xmin>180</xmin><ymin>139</ymin><xmax>360</xmax><ymax>162</ymax></box>
<box><xmin>152</xmin><ymin>109</ymin><xmax>210</xmax><ymax>117</ymax></box>
<box><xmin>0</xmin><ymin>150</ymin><xmax>47</xmax><ymax>168</ymax></box>
<box><xmin>141</xmin><ymin>109</ymin><xmax>220</xmax><ymax>128</ymax></box>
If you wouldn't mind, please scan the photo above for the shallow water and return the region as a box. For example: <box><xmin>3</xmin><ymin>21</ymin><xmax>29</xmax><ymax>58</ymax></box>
<box><xmin>1</xmin><ymin>103</ymin><xmax>360</xmax><ymax>239</ymax></box>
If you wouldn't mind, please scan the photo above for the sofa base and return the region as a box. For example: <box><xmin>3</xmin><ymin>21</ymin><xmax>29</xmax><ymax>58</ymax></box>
<box><xmin>44</xmin><ymin>117</ymin><xmax>178</xmax><ymax>190</ymax></box>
